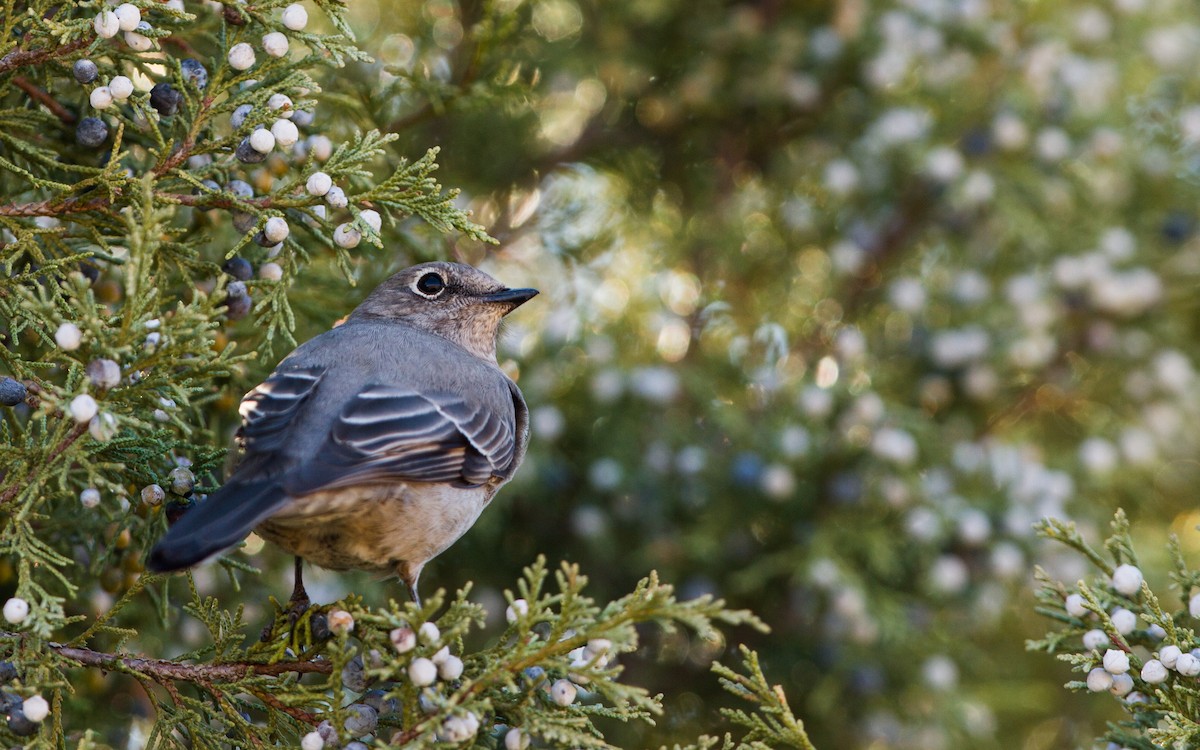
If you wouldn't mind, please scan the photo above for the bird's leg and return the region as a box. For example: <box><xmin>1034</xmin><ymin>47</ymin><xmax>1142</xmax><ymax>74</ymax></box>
<box><xmin>400</xmin><ymin>561</ymin><xmax>422</xmax><ymax>608</ymax></box>
<box><xmin>286</xmin><ymin>556</ymin><xmax>310</xmax><ymax>622</ymax></box>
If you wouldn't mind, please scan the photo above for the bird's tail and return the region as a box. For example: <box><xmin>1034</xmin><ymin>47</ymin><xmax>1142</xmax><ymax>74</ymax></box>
<box><xmin>147</xmin><ymin>480</ymin><xmax>286</xmax><ymax>573</ymax></box>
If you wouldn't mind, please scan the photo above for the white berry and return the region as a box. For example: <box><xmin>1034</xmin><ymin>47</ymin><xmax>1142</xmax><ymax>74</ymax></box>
<box><xmin>3</xmin><ymin>598</ymin><xmax>29</xmax><ymax>624</ymax></box>
<box><xmin>550</xmin><ymin>678</ymin><xmax>577</xmax><ymax>706</ymax></box>
<box><xmin>282</xmin><ymin>3</ymin><xmax>308</xmax><ymax>30</ymax></box>
<box><xmin>89</xmin><ymin>412</ymin><xmax>117</xmax><ymax>441</ymax></box>
<box><xmin>439</xmin><ymin>655</ymin><xmax>464</xmax><ymax>681</ymax></box>
<box><xmin>1142</xmin><ymin>659</ymin><xmax>1169</xmax><ymax>684</ymax></box>
<box><xmin>327</xmin><ymin>609</ymin><xmax>354</xmax><ymax>635</ymax></box>
<box><xmin>271</xmin><ymin>119</ymin><xmax>299</xmax><ymax>147</ymax></box>
<box><xmin>1178</xmin><ymin>652</ymin><xmax>1200</xmax><ymax>676</ymax></box>
<box><xmin>1082</xmin><ymin>629</ymin><xmax>1109</xmax><ymax>650</ymax></box>
<box><xmin>419</xmin><ymin>621</ymin><xmax>440</xmax><ymax>644</ymax></box>
<box><xmin>1160</xmin><ymin>645</ymin><xmax>1183</xmax><ymax>669</ymax></box>
<box><xmin>89</xmin><ymin>86</ymin><xmax>115</xmax><ymax>111</ymax></box>
<box><xmin>1111</xmin><ymin>564</ymin><xmax>1144</xmax><ymax>596</ymax></box>
<box><xmin>1189</xmin><ymin>593</ymin><xmax>1200</xmax><ymax>619</ymax></box>
<box><xmin>124</xmin><ymin>28</ymin><xmax>153</xmax><ymax>52</ymax></box>
<box><xmin>506</xmin><ymin>598</ymin><xmax>529</xmax><ymax>623</ymax></box>
<box><xmin>263</xmin><ymin>217</ymin><xmax>290</xmax><ymax>243</ymax></box>
<box><xmin>56</xmin><ymin>322</ymin><xmax>83</xmax><ymax>350</ymax></box>
<box><xmin>333</xmin><ymin>223</ymin><xmax>361</xmax><ymax>248</ymax></box>
<box><xmin>94</xmin><ymin>11</ymin><xmax>120</xmax><ymax>38</ymax></box>
<box><xmin>268</xmin><ymin>93</ymin><xmax>294</xmax><ymax>117</ymax></box>
<box><xmin>505</xmin><ymin>728</ymin><xmax>530</xmax><ymax>750</ymax></box>
<box><xmin>80</xmin><ymin>488</ymin><xmax>101</xmax><ymax>508</ymax></box>
<box><xmin>262</xmin><ymin>31</ymin><xmax>289</xmax><ymax>58</ymax></box>
<box><xmin>114</xmin><ymin>3</ymin><xmax>141</xmax><ymax>31</ymax></box>
<box><xmin>409</xmin><ymin>657</ymin><xmax>437</xmax><ymax>686</ymax></box>
<box><xmin>309</xmin><ymin>134</ymin><xmax>333</xmax><ymax>161</ymax></box>
<box><xmin>249</xmin><ymin>128</ymin><xmax>275</xmax><ymax>153</ymax></box>
<box><xmin>306</xmin><ymin>172</ymin><xmax>332</xmax><ymax>196</ymax></box>
<box><xmin>22</xmin><ymin>695</ymin><xmax>48</xmax><ymax>722</ymax></box>
<box><xmin>69</xmin><ymin>394</ymin><xmax>98</xmax><ymax>423</ymax></box>
<box><xmin>1064</xmin><ymin>593</ymin><xmax>1088</xmax><ymax>618</ymax></box>
<box><xmin>1109</xmin><ymin>672</ymin><xmax>1134</xmax><ymax>697</ymax></box>
<box><xmin>1111</xmin><ymin>608</ymin><xmax>1138</xmax><ymax>635</ymax></box>
<box><xmin>108</xmin><ymin>76</ymin><xmax>134</xmax><ymax>100</ymax></box>
<box><xmin>390</xmin><ymin>626</ymin><xmax>416</xmax><ymax>653</ymax></box>
<box><xmin>258</xmin><ymin>262</ymin><xmax>283</xmax><ymax>281</ymax></box>
<box><xmin>228</xmin><ymin>43</ymin><xmax>256</xmax><ymax>71</ymax></box>
<box><xmin>325</xmin><ymin>185</ymin><xmax>348</xmax><ymax>208</ymax></box>
<box><xmin>359</xmin><ymin>209</ymin><xmax>382</xmax><ymax>233</ymax></box>
<box><xmin>300</xmin><ymin>731</ymin><xmax>325</xmax><ymax>750</ymax></box>
<box><xmin>1085</xmin><ymin>667</ymin><xmax>1112</xmax><ymax>692</ymax></box>
<box><xmin>1103</xmin><ymin>648</ymin><xmax>1130</xmax><ymax>674</ymax></box>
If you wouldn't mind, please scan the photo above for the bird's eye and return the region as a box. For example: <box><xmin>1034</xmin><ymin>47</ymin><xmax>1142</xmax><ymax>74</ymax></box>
<box><xmin>414</xmin><ymin>272</ymin><xmax>446</xmax><ymax>298</ymax></box>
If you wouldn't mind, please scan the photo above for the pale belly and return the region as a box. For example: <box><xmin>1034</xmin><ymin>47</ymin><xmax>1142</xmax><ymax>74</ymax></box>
<box><xmin>255</xmin><ymin>481</ymin><xmax>492</xmax><ymax>576</ymax></box>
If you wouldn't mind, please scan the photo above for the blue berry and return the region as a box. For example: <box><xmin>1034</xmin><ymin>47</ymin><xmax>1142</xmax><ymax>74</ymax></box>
<box><xmin>343</xmin><ymin>703</ymin><xmax>377</xmax><ymax>736</ymax></box>
<box><xmin>76</xmin><ymin>116</ymin><xmax>109</xmax><ymax>147</ymax></box>
<box><xmin>235</xmin><ymin>137</ymin><xmax>265</xmax><ymax>164</ymax></box>
<box><xmin>150</xmin><ymin>83</ymin><xmax>183</xmax><ymax>116</ymax></box>
<box><xmin>0</xmin><ymin>378</ymin><xmax>26</xmax><ymax>407</ymax></box>
<box><xmin>291</xmin><ymin>109</ymin><xmax>314</xmax><ymax>127</ymax></box>
<box><xmin>73</xmin><ymin>59</ymin><xmax>98</xmax><ymax>84</ymax></box>
<box><xmin>6</xmin><ymin>707</ymin><xmax>36</xmax><ymax>737</ymax></box>
<box><xmin>180</xmin><ymin>58</ymin><xmax>208</xmax><ymax>89</ymax></box>
<box><xmin>222</xmin><ymin>256</ymin><xmax>253</xmax><ymax>281</ymax></box>
<box><xmin>224</xmin><ymin>282</ymin><xmax>252</xmax><ymax>321</ymax></box>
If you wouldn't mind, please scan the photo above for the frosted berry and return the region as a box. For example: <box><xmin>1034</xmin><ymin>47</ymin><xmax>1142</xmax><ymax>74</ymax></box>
<box><xmin>282</xmin><ymin>3</ymin><xmax>308</xmax><ymax>30</ymax></box>
<box><xmin>231</xmin><ymin>104</ymin><xmax>253</xmax><ymax>129</ymax></box>
<box><xmin>108</xmin><ymin>76</ymin><xmax>134</xmax><ymax>100</ymax></box>
<box><xmin>125</xmin><ymin>23</ymin><xmax>154</xmax><ymax>52</ymax></box>
<box><xmin>438</xmin><ymin>655</ymin><xmax>464</xmax><ymax>681</ymax></box>
<box><xmin>3</xmin><ymin>598</ymin><xmax>29</xmax><ymax>624</ymax></box>
<box><xmin>73</xmin><ymin>59</ymin><xmax>99</xmax><ymax>84</ymax></box>
<box><xmin>0</xmin><ymin>378</ymin><xmax>26</xmax><ymax>407</ymax></box>
<box><xmin>86</xmin><ymin>358</ymin><xmax>121</xmax><ymax>389</ymax></box>
<box><xmin>309</xmin><ymin>134</ymin><xmax>334</xmax><ymax>161</ymax></box>
<box><xmin>80</xmin><ymin>488</ymin><xmax>101</xmax><ymax>508</ymax></box>
<box><xmin>1102</xmin><ymin>648</ymin><xmax>1130</xmax><ymax>674</ymax></box>
<box><xmin>306</xmin><ymin>172</ymin><xmax>332</xmax><ymax>196</ymax></box>
<box><xmin>263</xmin><ymin>32</ymin><xmax>289</xmax><ymax>58</ymax></box>
<box><xmin>258</xmin><ymin>262</ymin><xmax>283</xmax><ymax>281</ymax></box>
<box><xmin>1109</xmin><ymin>672</ymin><xmax>1133</xmax><ymax>697</ymax></box>
<box><xmin>359</xmin><ymin>209</ymin><xmax>382</xmax><ymax>233</ymax></box>
<box><xmin>236</xmin><ymin>137</ymin><xmax>266</xmax><ymax>164</ymax></box>
<box><xmin>21</xmin><ymin>695</ymin><xmax>48</xmax><ymax>723</ymax></box>
<box><xmin>292</xmin><ymin>109</ymin><xmax>315</xmax><ymax>127</ymax></box>
<box><xmin>228</xmin><ymin>43</ymin><xmax>256</xmax><ymax>71</ymax></box>
<box><xmin>271</xmin><ymin>119</ymin><xmax>299</xmax><ymax>147</ymax></box>
<box><xmin>1178</xmin><ymin>652</ymin><xmax>1200</xmax><ymax>676</ymax></box>
<box><xmin>114</xmin><ymin>3</ymin><xmax>141</xmax><ymax>31</ymax></box>
<box><xmin>325</xmin><ymin>185</ymin><xmax>348</xmax><ymax>208</ymax></box>
<box><xmin>249</xmin><ymin>128</ymin><xmax>275</xmax><ymax>153</ymax></box>
<box><xmin>94</xmin><ymin>11</ymin><xmax>120</xmax><ymax>38</ymax></box>
<box><xmin>263</xmin><ymin>217</ymin><xmax>290</xmax><ymax>244</ymax></box>
<box><xmin>418</xmin><ymin>621</ymin><xmax>440</xmax><ymax>644</ymax></box>
<box><xmin>1111</xmin><ymin>564</ymin><xmax>1143</xmax><ymax>596</ymax></box>
<box><xmin>69</xmin><ymin>394</ymin><xmax>98</xmax><ymax>423</ymax></box>
<box><xmin>506</xmin><ymin>598</ymin><xmax>529</xmax><ymax>623</ymax></box>
<box><xmin>267</xmin><ymin>93</ymin><xmax>293</xmax><ymax>117</ymax></box>
<box><xmin>89</xmin><ymin>412</ymin><xmax>117</xmax><ymax>441</ymax></box>
<box><xmin>408</xmin><ymin>657</ymin><xmax>437</xmax><ymax>686</ymax></box>
<box><xmin>180</xmin><ymin>58</ymin><xmax>208</xmax><ymax>89</ymax></box>
<box><xmin>228</xmin><ymin>180</ymin><xmax>254</xmax><ymax>198</ymax></box>
<box><xmin>168</xmin><ymin>467</ymin><xmax>195</xmax><ymax>496</ymax></box>
<box><xmin>1085</xmin><ymin>667</ymin><xmax>1112</xmax><ymax>692</ymax></box>
<box><xmin>89</xmin><ymin>86</ymin><xmax>114</xmax><ymax>110</ymax></box>
<box><xmin>1142</xmin><ymin>659</ymin><xmax>1169</xmax><ymax>684</ymax></box>
<box><xmin>150</xmin><ymin>83</ymin><xmax>182</xmax><ymax>116</ymax></box>
<box><xmin>343</xmin><ymin>704</ymin><xmax>377</xmax><ymax>736</ymax></box>
<box><xmin>328</xmin><ymin>609</ymin><xmax>354</xmax><ymax>634</ymax></box>
<box><xmin>1190</xmin><ymin>592</ymin><xmax>1200</xmax><ymax>619</ymax></box>
<box><xmin>6</xmin><ymin>707</ymin><xmax>36</xmax><ymax>737</ymax></box>
<box><xmin>1160</xmin><ymin>645</ymin><xmax>1182</xmax><ymax>669</ymax></box>
<box><xmin>390</xmin><ymin>626</ymin><xmax>416</xmax><ymax>653</ymax></box>
<box><xmin>223</xmin><ymin>257</ymin><xmax>253</xmax><ymax>281</ymax></box>
<box><xmin>141</xmin><ymin>484</ymin><xmax>165</xmax><ymax>506</ymax></box>
<box><xmin>333</xmin><ymin>224</ymin><xmax>361</xmax><ymax>248</ymax></box>
<box><xmin>76</xmin><ymin>117</ymin><xmax>109</xmax><ymax>147</ymax></box>
<box><xmin>505</xmin><ymin>728</ymin><xmax>530</xmax><ymax>750</ymax></box>
<box><xmin>1064</xmin><ymin>593</ymin><xmax>1087</xmax><ymax>618</ymax></box>
<box><xmin>300</xmin><ymin>731</ymin><xmax>324</xmax><ymax>750</ymax></box>
<box><xmin>1082</xmin><ymin>629</ymin><xmax>1109</xmax><ymax>650</ymax></box>
<box><xmin>550</xmin><ymin>678</ymin><xmax>577</xmax><ymax>706</ymax></box>
<box><xmin>1110</xmin><ymin>608</ymin><xmax>1137</xmax><ymax>635</ymax></box>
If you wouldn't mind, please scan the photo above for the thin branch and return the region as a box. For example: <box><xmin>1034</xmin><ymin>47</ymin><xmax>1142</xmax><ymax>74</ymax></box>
<box><xmin>13</xmin><ymin>75</ymin><xmax>76</xmax><ymax>124</ymax></box>
<box><xmin>245</xmin><ymin>688</ymin><xmax>321</xmax><ymax>726</ymax></box>
<box><xmin>51</xmin><ymin>642</ymin><xmax>332</xmax><ymax>682</ymax></box>
<box><xmin>0</xmin><ymin>421</ymin><xmax>89</xmax><ymax>505</ymax></box>
<box><xmin>0</xmin><ymin>190</ymin><xmax>303</xmax><ymax>218</ymax></box>
<box><xmin>0</xmin><ymin>38</ymin><xmax>90</xmax><ymax>75</ymax></box>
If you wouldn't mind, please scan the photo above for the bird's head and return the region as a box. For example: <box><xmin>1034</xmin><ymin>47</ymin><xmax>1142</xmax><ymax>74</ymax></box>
<box><xmin>349</xmin><ymin>261</ymin><xmax>538</xmax><ymax>361</ymax></box>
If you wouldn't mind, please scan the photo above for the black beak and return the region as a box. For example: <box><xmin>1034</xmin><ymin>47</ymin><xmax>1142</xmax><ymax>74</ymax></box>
<box><xmin>483</xmin><ymin>287</ymin><xmax>538</xmax><ymax>312</ymax></box>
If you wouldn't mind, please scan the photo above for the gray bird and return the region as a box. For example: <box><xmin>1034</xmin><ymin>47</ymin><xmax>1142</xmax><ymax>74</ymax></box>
<box><xmin>147</xmin><ymin>261</ymin><xmax>536</xmax><ymax>606</ymax></box>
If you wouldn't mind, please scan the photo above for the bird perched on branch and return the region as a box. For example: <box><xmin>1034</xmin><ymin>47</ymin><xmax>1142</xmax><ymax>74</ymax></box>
<box><xmin>147</xmin><ymin>261</ymin><xmax>537</xmax><ymax>607</ymax></box>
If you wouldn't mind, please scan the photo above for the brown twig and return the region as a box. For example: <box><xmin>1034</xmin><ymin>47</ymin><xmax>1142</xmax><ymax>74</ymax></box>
<box><xmin>246</xmin><ymin>688</ymin><xmax>321</xmax><ymax>726</ymax></box>
<box><xmin>0</xmin><ymin>38</ymin><xmax>89</xmax><ymax>75</ymax></box>
<box><xmin>13</xmin><ymin>75</ymin><xmax>76</xmax><ymax>124</ymax></box>
<box><xmin>0</xmin><ymin>190</ymin><xmax>298</xmax><ymax>218</ymax></box>
<box><xmin>52</xmin><ymin>643</ymin><xmax>332</xmax><ymax>682</ymax></box>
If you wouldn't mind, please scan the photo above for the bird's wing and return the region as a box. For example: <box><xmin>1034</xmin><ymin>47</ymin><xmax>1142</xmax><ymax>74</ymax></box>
<box><xmin>283</xmin><ymin>385</ymin><xmax>516</xmax><ymax>494</ymax></box>
<box><xmin>237</xmin><ymin>366</ymin><xmax>325</xmax><ymax>455</ymax></box>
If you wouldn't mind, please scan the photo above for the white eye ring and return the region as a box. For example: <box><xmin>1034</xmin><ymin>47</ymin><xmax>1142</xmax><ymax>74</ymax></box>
<box><xmin>412</xmin><ymin>272</ymin><xmax>447</xmax><ymax>299</ymax></box>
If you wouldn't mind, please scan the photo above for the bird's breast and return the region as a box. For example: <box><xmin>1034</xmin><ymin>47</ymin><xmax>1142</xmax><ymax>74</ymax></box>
<box><xmin>255</xmin><ymin>482</ymin><xmax>494</xmax><ymax>574</ymax></box>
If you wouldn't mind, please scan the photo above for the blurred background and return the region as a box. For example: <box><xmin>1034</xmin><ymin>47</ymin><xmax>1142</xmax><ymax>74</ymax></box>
<box><xmin>86</xmin><ymin>0</ymin><xmax>1200</xmax><ymax>747</ymax></box>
